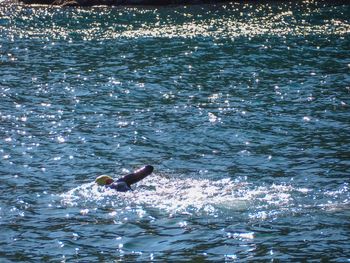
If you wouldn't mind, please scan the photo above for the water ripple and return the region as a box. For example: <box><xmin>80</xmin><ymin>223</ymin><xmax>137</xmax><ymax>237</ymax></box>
<box><xmin>1</xmin><ymin>1</ymin><xmax>350</xmax><ymax>261</ymax></box>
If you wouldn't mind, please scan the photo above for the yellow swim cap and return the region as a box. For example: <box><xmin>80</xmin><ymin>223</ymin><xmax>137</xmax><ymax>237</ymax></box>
<box><xmin>95</xmin><ymin>175</ymin><xmax>114</xmax><ymax>186</ymax></box>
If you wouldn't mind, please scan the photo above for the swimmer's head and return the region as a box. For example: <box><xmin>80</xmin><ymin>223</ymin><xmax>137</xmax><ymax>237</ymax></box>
<box><xmin>95</xmin><ymin>175</ymin><xmax>114</xmax><ymax>186</ymax></box>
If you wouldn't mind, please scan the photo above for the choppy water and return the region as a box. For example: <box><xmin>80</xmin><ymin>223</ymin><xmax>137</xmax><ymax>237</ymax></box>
<box><xmin>1</xmin><ymin>1</ymin><xmax>350</xmax><ymax>261</ymax></box>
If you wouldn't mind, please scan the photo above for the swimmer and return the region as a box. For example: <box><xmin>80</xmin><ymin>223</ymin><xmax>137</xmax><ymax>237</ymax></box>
<box><xmin>95</xmin><ymin>165</ymin><xmax>154</xmax><ymax>192</ymax></box>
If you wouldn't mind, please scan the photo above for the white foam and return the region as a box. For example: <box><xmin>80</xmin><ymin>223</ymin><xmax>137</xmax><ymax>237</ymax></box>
<box><xmin>60</xmin><ymin>175</ymin><xmax>349</xmax><ymax>219</ymax></box>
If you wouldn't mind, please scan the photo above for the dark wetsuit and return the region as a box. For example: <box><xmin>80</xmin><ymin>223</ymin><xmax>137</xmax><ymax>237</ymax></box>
<box><xmin>108</xmin><ymin>165</ymin><xmax>154</xmax><ymax>192</ymax></box>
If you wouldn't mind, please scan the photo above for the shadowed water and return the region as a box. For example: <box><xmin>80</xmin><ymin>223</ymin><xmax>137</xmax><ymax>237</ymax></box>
<box><xmin>0</xmin><ymin>1</ymin><xmax>350</xmax><ymax>261</ymax></box>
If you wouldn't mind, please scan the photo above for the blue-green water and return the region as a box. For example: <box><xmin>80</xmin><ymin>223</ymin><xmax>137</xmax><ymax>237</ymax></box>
<box><xmin>1</xmin><ymin>1</ymin><xmax>350</xmax><ymax>261</ymax></box>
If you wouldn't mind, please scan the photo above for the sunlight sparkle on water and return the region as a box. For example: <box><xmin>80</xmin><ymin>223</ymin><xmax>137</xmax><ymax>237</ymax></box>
<box><xmin>2</xmin><ymin>4</ymin><xmax>349</xmax><ymax>41</ymax></box>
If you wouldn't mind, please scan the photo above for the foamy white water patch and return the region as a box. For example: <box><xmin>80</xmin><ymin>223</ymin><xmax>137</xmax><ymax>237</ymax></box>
<box><xmin>58</xmin><ymin>174</ymin><xmax>348</xmax><ymax>220</ymax></box>
<box><xmin>60</xmin><ymin>175</ymin><xmax>251</xmax><ymax>214</ymax></box>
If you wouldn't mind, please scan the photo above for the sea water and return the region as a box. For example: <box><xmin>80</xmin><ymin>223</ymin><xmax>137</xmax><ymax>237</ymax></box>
<box><xmin>0</xmin><ymin>1</ymin><xmax>349</xmax><ymax>261</ymax></box>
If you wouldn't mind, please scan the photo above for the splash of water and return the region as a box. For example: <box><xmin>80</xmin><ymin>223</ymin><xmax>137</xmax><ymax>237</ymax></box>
<box><xmin>59</xmin><ymin>174</ymin><xmax>350</xmax><ymax>220</ymax></box>
<box><xmin>60</xmin><ymin>175</ymin><xmax>249</xmax><ymax>214</ymax></box>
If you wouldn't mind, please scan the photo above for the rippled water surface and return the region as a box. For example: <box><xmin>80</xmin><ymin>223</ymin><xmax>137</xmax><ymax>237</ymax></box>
<box><xmin>1</xmin><ymin>1</ymin><xmax>350</xmax><ymax>261</ymax></box>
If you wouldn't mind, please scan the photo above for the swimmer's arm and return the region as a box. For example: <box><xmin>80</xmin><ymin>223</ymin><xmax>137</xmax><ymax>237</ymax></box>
<box><xmin>117</xmin><ymin>165</ymin><xmax>154</xmax><ymax>186</ymax></box>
